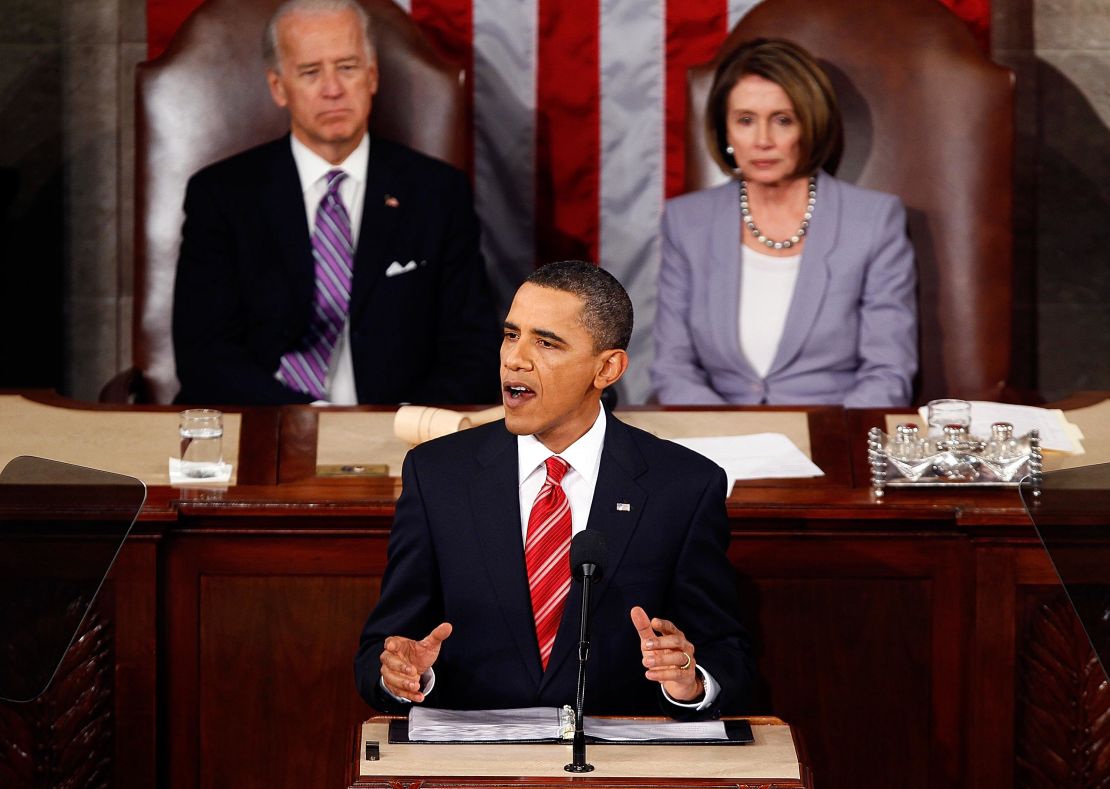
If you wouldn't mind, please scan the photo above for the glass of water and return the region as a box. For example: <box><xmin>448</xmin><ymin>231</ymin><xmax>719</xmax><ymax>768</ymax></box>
<box><xmin>926</xmin><ymin>398</ymin><xmax>971</xmax><ymax>437</ymax></box>
<box><xmin>179</xmin><ymin>409</ymin><xmax>224</xmax><ymax>478</ymax></box>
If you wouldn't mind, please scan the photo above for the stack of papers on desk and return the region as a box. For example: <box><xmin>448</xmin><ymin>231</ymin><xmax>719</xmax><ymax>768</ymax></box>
<box><xmin>916</xmin><ymin>402</ymin><xmax>1085</xmax><ymax>453</ymax></box>
<box><xmin>670</xmin><ymin>433</ymin><xmax>824</xmax><ymax>487</ymax></box>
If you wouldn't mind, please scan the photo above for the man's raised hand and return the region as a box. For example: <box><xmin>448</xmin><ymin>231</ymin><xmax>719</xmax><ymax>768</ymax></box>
<box><xmin>630</xmin><ymin>606</ymin><xmax>703</xmax><ymax>702</ymax></box>
<box><xmin>380</xmin><ymin>622</ymin><xmax>453</xmax><ymax>703</ymax></box>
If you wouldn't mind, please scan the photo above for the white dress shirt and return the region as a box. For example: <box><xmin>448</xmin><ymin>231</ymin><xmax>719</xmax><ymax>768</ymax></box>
<box><xmin>515</xmin><ymin>404</ymin><xmax>607</xmax><ymax>541</ymax></box>
<box><xmin>386</xmin><ymin>406</ymin><xmax>719</xmax><ymax>710</ymax></box>
<box><xmin>285</xmin><ymin>133</ymin><xmax>370</xmax><ymax>405</ymax></box>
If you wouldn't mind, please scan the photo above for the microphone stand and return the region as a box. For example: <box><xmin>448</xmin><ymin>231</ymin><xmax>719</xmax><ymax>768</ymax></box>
<box><xmin>565</xmin><ymin>562</ymin><xmax>597</xmax><ymax>773</ymax></box>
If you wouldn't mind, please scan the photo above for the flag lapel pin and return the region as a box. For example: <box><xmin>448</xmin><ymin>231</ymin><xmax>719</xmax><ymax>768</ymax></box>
<box><xmin>616</xmin><ymin>502</ymin><xmax>631</xmax><ymax>512</ymax></box>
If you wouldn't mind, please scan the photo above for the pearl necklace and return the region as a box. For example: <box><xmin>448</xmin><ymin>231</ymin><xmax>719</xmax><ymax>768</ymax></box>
<box><xmin>739</xmin><ymin>176</ymin><xmax>817</xmax><ymax>251</ymax></box>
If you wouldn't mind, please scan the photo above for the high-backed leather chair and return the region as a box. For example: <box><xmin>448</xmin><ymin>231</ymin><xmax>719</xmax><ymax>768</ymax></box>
<box><xmin>104</xmin><ymin>0</ymin><xmax>466</xmax><ymax>403</ymax></box>
<box><xmin>685</xmin><ymin>0</ymin><xmax>1014</xmax><ymax>403</ymax></box>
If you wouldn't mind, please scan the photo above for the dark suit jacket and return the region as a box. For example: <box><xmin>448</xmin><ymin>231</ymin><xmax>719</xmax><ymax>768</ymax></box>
<box><xmin>354</xmin><ymin>413</ymin><xmax>754</xmax><ymax>718</ymax></box>
<box><xmin>172</xmin><ymin>136</ymin><xmax>501</xmax><ymax>405</ymax></box>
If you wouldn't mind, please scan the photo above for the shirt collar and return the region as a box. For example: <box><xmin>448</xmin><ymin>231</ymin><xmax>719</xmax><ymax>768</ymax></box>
<box><xmin>289</xmin><ymin>132</ymin><xmax>370</xmax><ymax>195</ymax></box>
<box><xmin>517</xmin><ymin>407</ymin><xmax>607</xmax><ymax>486</ymax></box>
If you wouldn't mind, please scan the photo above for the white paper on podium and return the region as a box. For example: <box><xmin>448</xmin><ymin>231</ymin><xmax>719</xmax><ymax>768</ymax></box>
<box><xmin>671</xmin><ymin>433</ymin><xmax>824</xmax><ymax>487</ymax></box>
<box><xmin>583</xmin><ymin>717</ymin><xmax>729</xmax><ymax>741</ymax></box>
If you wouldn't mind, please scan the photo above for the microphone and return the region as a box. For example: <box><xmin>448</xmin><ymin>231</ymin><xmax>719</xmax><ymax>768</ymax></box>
<box><xmin>565</xmin><ymin>530</ymin><xmax>607</xmax><ymax>773</ymax></box>
<box><xmin>570</xmin><ymin>528</ymin><xmax>607</xmax><ymax>583</ymax></box>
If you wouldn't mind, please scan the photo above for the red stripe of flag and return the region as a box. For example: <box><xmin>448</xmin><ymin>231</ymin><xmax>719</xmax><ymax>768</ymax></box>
<box><xmin>535</xmin><ymin>0</ymin><xmax>601</xmax><ymax>266</ymax></box>
<box><xmin>663</xmin><ymin>0</ymin><xmax>728</xmax><ymax>199</ymax></box>
<box><xmin>411</xmin><ymin>0</ymin><xmax>472</xmax><ymax>65</ymax></box>
<box><xmin>940</xmin><ymin>0</ymin><xmax>991</xmax><ymax>51</ymax></box>
<box><xmin>147</xmin><ymin>0</ymin><xmax>204</xmax><ymax>59</ymax></box>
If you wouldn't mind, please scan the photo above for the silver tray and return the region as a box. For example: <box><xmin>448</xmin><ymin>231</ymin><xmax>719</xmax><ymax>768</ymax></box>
<box><xmin>867</xmin><ymin>426</ymin><xmax>1042</xmax><ymax>497</ymax></box>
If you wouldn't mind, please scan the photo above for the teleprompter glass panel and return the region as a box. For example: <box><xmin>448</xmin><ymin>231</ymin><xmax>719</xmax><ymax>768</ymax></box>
<box><xmin>0</xmin><ymin>456</ymin><xmax>145</xmax><ymax>702</ymax></box>
<box><xmin>1020</xmin><ymin>462</ymin><xmax>1110</xmax><ymax>683</ymax></box>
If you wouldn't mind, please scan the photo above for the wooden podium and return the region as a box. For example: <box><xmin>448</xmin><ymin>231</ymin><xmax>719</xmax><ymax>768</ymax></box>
<box><xmin>346</xmin><ymin>716</ymin><xmax>813</xmax><ymax>788</ymax></box>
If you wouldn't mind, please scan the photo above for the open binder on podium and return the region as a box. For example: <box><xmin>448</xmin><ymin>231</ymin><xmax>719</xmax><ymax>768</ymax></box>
<box><xmin>390</xmin><ymin>706</ymin><xmax>755</xmax><ymax>745</ymax></box>
<box><xmin>1020</xmin><ymin>462</ymin><xmax>1110</xmax><ymax>683</ymax></box>
<box><xmin>0</xmin><ymin>456</ymin><xmax>146</xmax><ymax>703</ymax></box>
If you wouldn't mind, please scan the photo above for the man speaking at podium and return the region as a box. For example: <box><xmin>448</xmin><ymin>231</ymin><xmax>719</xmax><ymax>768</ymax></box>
<box><xmin>355</xmin><ymin>261</ymin><xmax>753</xmax><ymax>718</ymax></box>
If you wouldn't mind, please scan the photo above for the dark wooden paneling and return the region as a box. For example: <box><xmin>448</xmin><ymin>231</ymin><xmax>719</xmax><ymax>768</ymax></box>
<box><xmin>111</xmin><ymin>541</ymin><xmax>159</xmax><ymax>789</ymax></box>
<box><xmin>733</xmin><ymin>534</ymin><xmax>970</xmax><ymax>788</ymax></box>
<box><xmin>199</xmin><ymin>575</ymin><xmax>379</xmax><ymax>788</ymax></box>
<box><xmin>165</xmin><ymin>536</ymin><xmax>385</xmax><ymax>789</ymax></box>
<box><xmin>970</xmin><ymin>545</ymin><xmax>1024</xmax><ymax>787</ymax></box>
<box><xmin>278</xmin><ymin>406</ymin><xmax>320</xmax><ymax>483</ymax></box>
<box><xmin>156</xmin><ymin>521</ymin><xmax>978</xmax><ymax>789</ymax></box>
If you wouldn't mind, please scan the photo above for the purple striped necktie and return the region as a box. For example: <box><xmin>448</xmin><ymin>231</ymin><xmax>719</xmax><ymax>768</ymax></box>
<box><xmin>277</xmin><ymin>169</ymin><xmax>354</xmax><ymax>400</ymax></box>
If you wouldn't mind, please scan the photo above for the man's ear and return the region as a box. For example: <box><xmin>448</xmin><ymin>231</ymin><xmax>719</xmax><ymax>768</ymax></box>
<box><xmin>594</xmin><ymin>349</ymin><xmax>629</xmax><ymax>390</ymax></box>
<box><xmin>267</xmin><ymin>69</ymin><xmax>288</xmax><ymax>108</ymax></box>
<box><xmin>367</xmin><ymin>60</ymin><xmax>380</xmax><ymax>96</ymax></box>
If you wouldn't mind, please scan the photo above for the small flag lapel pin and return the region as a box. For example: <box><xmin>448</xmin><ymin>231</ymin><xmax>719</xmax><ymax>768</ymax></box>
<box><xmin>616</xmin><ymin>502</ymin><xmax>631</xmax><ymax>512</ymax></box>
<box><xmin>384</xmin><ymin>194</ymin><xmax>400</xmax><ymax>208</ymax></box>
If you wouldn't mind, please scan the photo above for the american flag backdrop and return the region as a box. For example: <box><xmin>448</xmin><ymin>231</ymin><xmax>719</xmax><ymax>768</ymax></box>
<box><xmin>147</xmin><ymin>0</ymin><xmax>989</xmax><ymax>402</ymax></box>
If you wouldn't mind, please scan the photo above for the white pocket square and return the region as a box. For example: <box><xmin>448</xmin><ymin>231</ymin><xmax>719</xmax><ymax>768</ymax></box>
<box><xmin>385</xmin><ymin>260</ymin><xmax>418</xmax><ymax>278</ymax></box>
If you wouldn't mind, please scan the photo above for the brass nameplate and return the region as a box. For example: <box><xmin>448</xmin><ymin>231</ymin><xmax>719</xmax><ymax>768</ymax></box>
<box><xmin>317</xmin><ymin>463</ymin><xmax>389</xmax><ymax>477</ymax></box>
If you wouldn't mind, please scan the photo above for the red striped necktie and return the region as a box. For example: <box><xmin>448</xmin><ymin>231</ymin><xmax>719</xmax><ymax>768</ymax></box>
<box><xmin>525</xmin><ymin>456</ymin><xmax>572</xmax><ymax>671</ymax></box>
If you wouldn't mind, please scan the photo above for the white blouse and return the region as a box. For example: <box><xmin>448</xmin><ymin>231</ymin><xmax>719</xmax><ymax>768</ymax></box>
<box><xmin>738</xmin><ymin>245</ymin><xmax>802</xmax><ymax>379</ymax></box>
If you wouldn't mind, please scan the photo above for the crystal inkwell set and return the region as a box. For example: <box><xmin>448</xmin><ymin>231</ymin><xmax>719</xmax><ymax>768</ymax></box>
<box><xmin>868</xmin><ymin>399</ymin><xmax>1043</xmax><ymax>496</ymax></box>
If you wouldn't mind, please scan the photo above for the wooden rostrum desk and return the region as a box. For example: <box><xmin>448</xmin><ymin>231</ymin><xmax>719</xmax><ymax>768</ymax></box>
<box><xmin>2</xmin><ymin>392</ymin><xmax>1109</xmax><ymax>789</ymax></box>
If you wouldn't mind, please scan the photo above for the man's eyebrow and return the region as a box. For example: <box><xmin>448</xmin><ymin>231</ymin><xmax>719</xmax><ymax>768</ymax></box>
<box><xmin>501</xmin><ymin>321</ymin><xmax>566</xmax><ymax>345</ymax></box>
<box><xmin>533</xmin><ymin>328</ymin><xmax>566</xmax><ymax>345</ymax></box>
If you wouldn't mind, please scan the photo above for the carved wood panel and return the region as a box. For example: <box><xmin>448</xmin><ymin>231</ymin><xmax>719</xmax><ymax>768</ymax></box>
<box><xmin>0</xmin><ymin>594</ymin><xmax>114</xmax><ymax>789</ymax></box>
<box><xmin>1016</xmin><ymin>587</ymin><xmax>1110</xmax><ymax>788</ymax></box>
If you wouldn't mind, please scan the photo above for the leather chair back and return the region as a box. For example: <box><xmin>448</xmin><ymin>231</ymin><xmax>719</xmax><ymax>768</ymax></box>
<box><xmin>133</xmin><ymin>0</ymin><xmax>466</xmax><ymax>403</ymax></box>
<box><xmin>685</xmin><ymin>0</ymin><xmax>1014</xmax><ymax>403</ymax></box>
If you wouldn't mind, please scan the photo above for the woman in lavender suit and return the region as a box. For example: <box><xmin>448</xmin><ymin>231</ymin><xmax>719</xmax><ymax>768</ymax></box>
<box><xmin>651</xmin><ymin>39</ymin><xmax>917</xmax><ymax>408</ymax></box>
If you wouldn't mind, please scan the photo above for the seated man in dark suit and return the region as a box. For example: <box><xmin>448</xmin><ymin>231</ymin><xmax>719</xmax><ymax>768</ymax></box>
<box><xmin>355</xmin><ymin>260</ymin><xmax>754</xmax><ymax>718</ymax></box>
<box><xmin>172</xmin><ymin>0</ymin><xmax>500</xmax><ymax>405</ymax></box>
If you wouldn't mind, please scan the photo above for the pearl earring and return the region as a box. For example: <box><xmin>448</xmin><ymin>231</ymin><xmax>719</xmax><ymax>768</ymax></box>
<box><xmin>725</xmin><ymin>146</ymin><xmax>740</xmax><ymax>175</ymax></box>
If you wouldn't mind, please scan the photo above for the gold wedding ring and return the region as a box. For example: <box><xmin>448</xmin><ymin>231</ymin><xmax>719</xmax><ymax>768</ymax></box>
<box><xmin>679</xmin><ymin>651</ymin><xmax>692</xmax><ymax>670</ymax></box>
